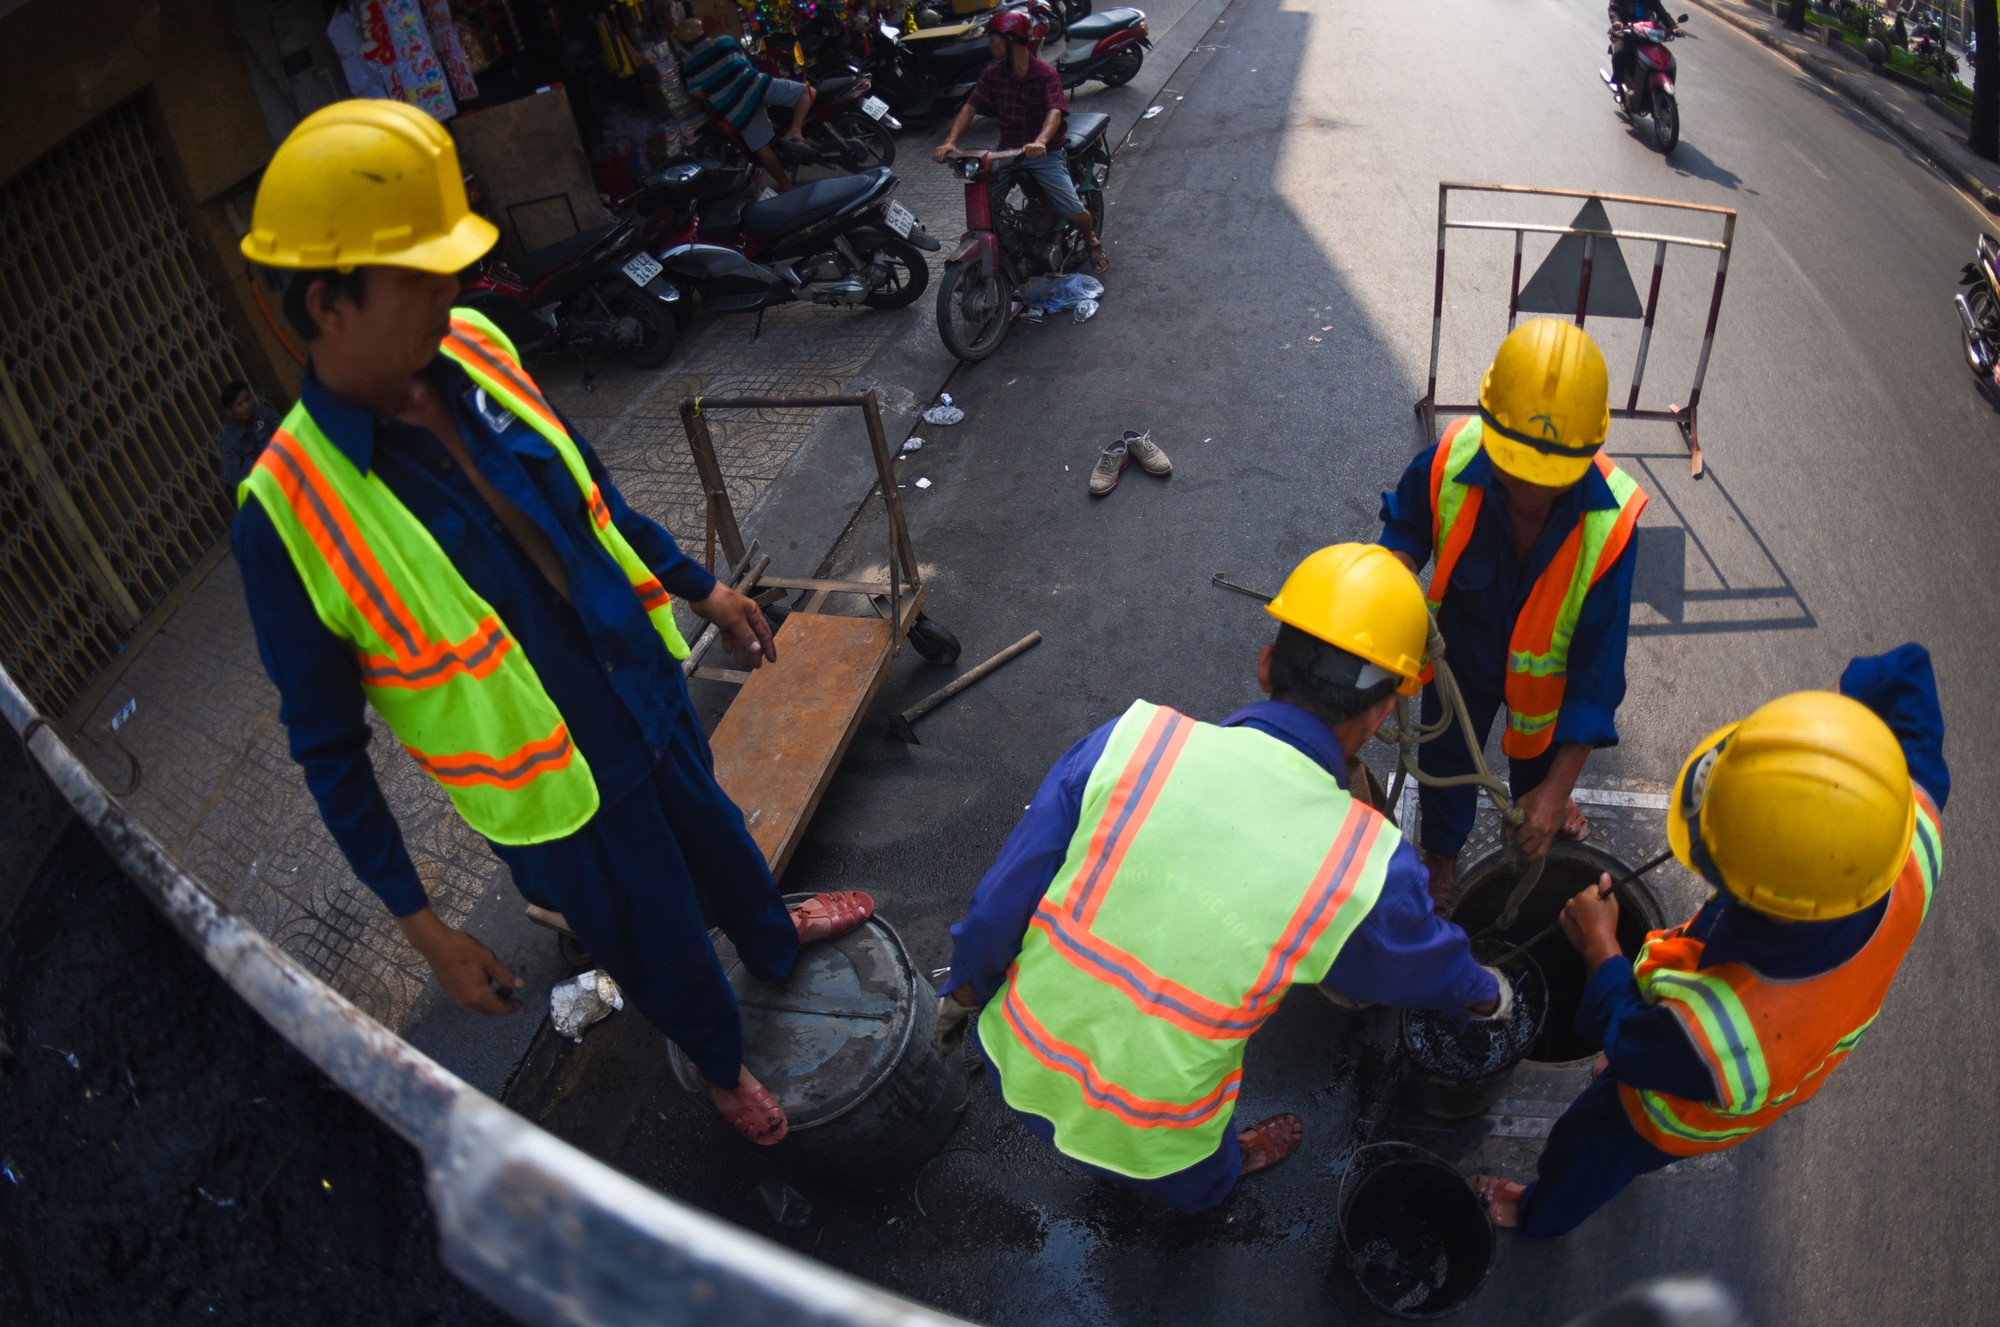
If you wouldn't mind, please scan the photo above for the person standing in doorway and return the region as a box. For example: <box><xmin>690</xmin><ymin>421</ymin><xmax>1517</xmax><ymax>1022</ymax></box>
<box><xmin>215</xmin><ymin>380</ymin><xmax>283</xmax><ymax>490</ymax></box>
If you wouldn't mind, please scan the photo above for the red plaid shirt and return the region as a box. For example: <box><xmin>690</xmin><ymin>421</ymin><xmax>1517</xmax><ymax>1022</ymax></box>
<box><xmin>967</xmin><ymin>56</ymin><xmax>1069</xmax><ymax>151</ymax></box>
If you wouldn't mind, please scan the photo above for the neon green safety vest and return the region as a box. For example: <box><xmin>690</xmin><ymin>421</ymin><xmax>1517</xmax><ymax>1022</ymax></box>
<box><xmin>238</xmin><ymin>308</ymin><xmax>690</xmax><ymax>846</ymax></box>
<box><xmin>983</xmin><ymin>701</ymin><xmax>1400</xmax><ymax>1178</ymax></box>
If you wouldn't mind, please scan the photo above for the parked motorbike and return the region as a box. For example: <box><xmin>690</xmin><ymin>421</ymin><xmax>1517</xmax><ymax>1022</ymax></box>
<box><xmin>651</xmin><ymin>163</ymin><xmax>940</xmax><ymax>316</ymax></box>
<box><xmin>1601</xmin><ymin>16</ymin><xmax>1689</xmax><ymax>154</ymax></box>
<box><xmin>1036</xmin><ymin>4</ymin><xmax>1148</xmax><ymax>91</ymax></box>
<box><xmin>866</xmin><ymin>17</ymin><xmax>994</xmax><ymax>119</ymax></box>
<box><xmin>703</xmin><ymin>70</ymin><xmax>903</xmax><ymax>175</ymax></box>
<box><xmin>934</xmin><ymin>109</ymin><xmax>1112</xmax><ymax>361</ymax></box>
<box><xmin>1955</xmin><ymin>231</ymin><xmax>2000</xmax><ymax>390</ymax></box>
<box><xmin>461</xmin><ymin>217</ymin><xmax>682</xmax><ymax>369</ymax></box>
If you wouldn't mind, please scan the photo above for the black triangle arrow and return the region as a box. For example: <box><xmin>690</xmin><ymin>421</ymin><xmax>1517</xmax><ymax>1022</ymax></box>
<box><xmin>1515</xmin><ymin>198</ymin><xmax>1645</xmax><ymax>321</ymax></box>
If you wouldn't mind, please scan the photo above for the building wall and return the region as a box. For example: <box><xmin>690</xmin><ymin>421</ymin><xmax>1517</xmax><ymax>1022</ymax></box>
<box><xmin>0</xmin><ymin>0</ymin><xmax>301</xmax><ymax>397</ymax></box>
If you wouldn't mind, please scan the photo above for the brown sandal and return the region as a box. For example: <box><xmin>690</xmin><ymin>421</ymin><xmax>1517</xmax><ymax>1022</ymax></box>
<box><xmin>1086</xmin><ymin>241</ymin><xmax>1110</xmax><ymax>275</ymax></box>
<box><xmin>790</xmin><ymin>890</ymin><xmax>875</xmax><ymax>945</ymax></box>
<box><xmin>1237</xmin><ymin>1111</ymin><xmax>1304</xmax><ymax>1176</ymax></box>
<box><xmin>707</xmin><ymin>1070</ymin><xmax>789</xmax><ymax>1146</ymax></box>
<box><xmin>1470</xmin><ymin>1174</ymin><xmax>1526</xmax><ymax>1228</ymax></box>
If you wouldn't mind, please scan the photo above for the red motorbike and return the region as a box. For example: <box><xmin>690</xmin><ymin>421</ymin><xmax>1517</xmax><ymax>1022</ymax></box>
<box><xmin>460</xmin><ymin>217</ymin><xmax>682</xmax><ymax>370</ymax></box>
<box><xmin>934</xmin><ymin>110</ymin><xmax>1111</xmax><ymax>361</ymax></box>
<box><xmin>1602</xmin><ymin>15</ymin><xmax>1689</xmax><ymax>154</ymax></box>
<box><xmin>703</xmin><ymin>69</ymin><xmax>903</xmax><ymax>175</ymax></box>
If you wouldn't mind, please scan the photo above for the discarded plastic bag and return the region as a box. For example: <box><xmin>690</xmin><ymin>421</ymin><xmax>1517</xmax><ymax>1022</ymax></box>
<box><xmin>550</xmin><ymin>969</ymin><xmax>624</xmax><ymax>1042</ymax></box>
<box><xmin>1074</xmin><ymin>299</ymin><xmax>1099</xmax><ymax>323</ymax></box>
<box><xmin>922</xmin><ymin>393</ymin><xmax>965</xmax><ymax>426</ymax></box>
<box><xmin>1018</xmin><ymin>273</ymin><xmax>1104</xmax><ymax>314</ymax></box>
<box><xmin>901</xmin><ymin>436</ymin><xmax>924</xmax><ymax>453</ymax></box>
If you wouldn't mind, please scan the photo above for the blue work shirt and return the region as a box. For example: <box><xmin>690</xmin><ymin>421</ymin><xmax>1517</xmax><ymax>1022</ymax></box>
<box><xmin>1582</xmin><ymin>644</ymin><xmax>1950</xmax><ymax>1101</ymax></box>
<box><xmin>1379</xmin><ymin>440</ymin><xmax>1638</xmax><ymax>749</ymax></box>
<box><xmin>944</xmin><ymin>699</ymin><xmax>1499</xmax><ymax>1015</ymax></box>
<box><xmin>233</xmin><ymin>358</ymin><xmax>718</xmax><ymax>917</ymax></box>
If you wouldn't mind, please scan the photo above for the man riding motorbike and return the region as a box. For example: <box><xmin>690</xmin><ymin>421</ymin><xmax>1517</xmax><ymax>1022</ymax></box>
<box><xmin>931</xmin><ymin>9</ymin><xmax>1109</xmax><ymax>275</ymax></box>
<box><xmin>1608</xmin><ymin>0</ymin><xmax>1678</xmax><ymax>97</ymax></box>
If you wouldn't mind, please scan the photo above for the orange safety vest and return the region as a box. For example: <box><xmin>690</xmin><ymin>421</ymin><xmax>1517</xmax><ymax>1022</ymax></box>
<box><xmin>1620</xmin><ymin>788</ymin><xmax>1942</xmax><ymax>1156</ymax></box>
<box><xmin>1427</xmin><ymin>416</ymin><xmax>1647</xmax><ymax>759</ymax></box>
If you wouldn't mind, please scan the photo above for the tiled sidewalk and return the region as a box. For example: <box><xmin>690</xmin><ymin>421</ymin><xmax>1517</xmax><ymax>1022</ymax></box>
<box><xmin>79</xmin><ymin>153</ymin><xmax>965</xmax><ymax>1032</ymax></box>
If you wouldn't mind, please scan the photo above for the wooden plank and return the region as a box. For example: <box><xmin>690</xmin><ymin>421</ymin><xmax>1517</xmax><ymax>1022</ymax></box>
<box><xmin>708</xmin><ymin>612</ymin><xmax>895</xmax><ymax>880</ymax></box>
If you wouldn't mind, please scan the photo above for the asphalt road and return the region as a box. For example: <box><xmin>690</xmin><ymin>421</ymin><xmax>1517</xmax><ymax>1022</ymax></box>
<box><xmin>517</xmin><ymin>2</ymin><xmax>2000</xmax><ymax>1323</ymax></box>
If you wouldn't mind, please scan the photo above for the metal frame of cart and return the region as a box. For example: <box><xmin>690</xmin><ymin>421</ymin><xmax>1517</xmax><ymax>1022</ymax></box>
<box><xmin>1417</xmin><ymin>182</ymin><xmax>1737</xmax><ymax>478</ymax></box>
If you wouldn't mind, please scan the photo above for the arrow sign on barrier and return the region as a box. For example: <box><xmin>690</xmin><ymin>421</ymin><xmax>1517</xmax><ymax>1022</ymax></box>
<box><xmin>1516</xmin><ymin>198</ymin><xmax>1645</xmax><ymax>320</ymax></box>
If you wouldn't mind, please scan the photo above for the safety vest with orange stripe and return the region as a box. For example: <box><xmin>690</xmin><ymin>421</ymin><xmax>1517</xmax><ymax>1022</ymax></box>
<box><xmin>1426</xmin><ymin>417</ymin><xmax>1647</xmax><ymax>760</ymax></box>
<box><xmin>982</xmin><ymin>701</ymin><xmax>1399</xmax><ymax>1179</ymax></box>
<box><xmin>1619</xmin><ymin>789</ymin><xmax>1940</xmax><ymax>1157</ymax></box>
<box><xmin>237</xmin><ymin>308</ymin><xmax>690</xmax><ymax>847</ymax></box>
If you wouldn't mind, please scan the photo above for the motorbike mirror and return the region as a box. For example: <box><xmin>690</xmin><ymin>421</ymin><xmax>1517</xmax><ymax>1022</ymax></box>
<box><xmin>1677</xmin><ymin>12</ymin><xmax>1689</xmax><ymax>21</ymax></box>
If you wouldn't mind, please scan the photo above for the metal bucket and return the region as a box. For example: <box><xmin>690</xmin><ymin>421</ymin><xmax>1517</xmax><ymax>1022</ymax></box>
<box><xmin>668</xmin><ymin>900</ymin><xmax>967</xmax><ymax>1181</ymax></box>
<box><xmin>1446</xmin><ymin>840</ymin><xmax>1666</xmax><ymax>1064</ymax></box>
<box><xmin>1329</xmin><ymin>1142</ymin><xmax>1495</xmax><ymax>1322</ymax></box>
<box><xmin>1398</xmin><ymin>943</ymin><xmax>1548</xmax><ymax>1120</ymax></box>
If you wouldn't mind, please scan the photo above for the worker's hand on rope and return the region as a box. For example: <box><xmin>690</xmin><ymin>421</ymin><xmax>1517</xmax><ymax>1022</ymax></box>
<box><xmin>691</xmin><ymin>581</ymin><xmax>779</xmax><ymax>668</ymax></box>
<box><xmin>1558</xmin><ymin>873</ymin><xmax>1623</xmax><ymax>970</ymax></box>
<box><xmin>1512</xmin><ymin>780</ymin><xmax>1570</xmax><ymax>861</ymax></box>
<box><xmin>398</xmin><ymin>909</ymin><xmax>525</xmax><ymax>1015</ymax></box>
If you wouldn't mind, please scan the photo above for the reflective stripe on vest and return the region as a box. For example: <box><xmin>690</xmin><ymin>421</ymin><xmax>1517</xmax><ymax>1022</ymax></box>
<box><xmin>1426</xmin><ymin>417</ymin><xmax>1647</xmax><ymax>759</ymax></box>
<box><xmin>438</xmin><ymin>310</ymin><xmax>689</xmax><ymax>660</ymax></box>
<box><xmin>1618</xmin><ymin>790</ymin><xmax>1939</xmax><ymax>1156</ymax></box>
<box><xmin>982</xmin><ymin>701</ymin><xmax>1397</xmax><ymax>1179</ymax></box>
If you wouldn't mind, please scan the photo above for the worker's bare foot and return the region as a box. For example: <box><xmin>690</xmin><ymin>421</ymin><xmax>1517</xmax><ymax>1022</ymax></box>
<box><xmin>706</xmin><ymin>1067</ymin><xmax>789</xmax><ymax>1145</ymax></box>
<box><xmin>1237</xmin><ymin>1112</ymin><xmax>1304</xmax><ymax>1176</ymax></box>
<box><xmin>1470</xmin><ymin>1175</ymin><xmax>1526</xmax><ymax>1228</ymax></box>
<box><xmin>1559</xmin><ymin>800</ymin><xmax>1591</xmax><ymax>842</ymax></box>
<box><xmin>790</xmin><ymin>890</ymin><xmax>875</xmax><ymax>944</ymax></box>
<box><xmin>1422</xmin><ymin>850</ymin><xmax>1459</xmax><ymax>917</ymax></box>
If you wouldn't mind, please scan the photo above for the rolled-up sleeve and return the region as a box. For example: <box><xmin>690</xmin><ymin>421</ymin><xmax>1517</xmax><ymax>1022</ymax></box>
<box><xmin>1377</xmin><ymin>446</ymin><xmax>1438</xmax><ymax>567</ymax></box>
<box><xmin>944</xmin><ymin>723</ymin><xmax>1110</xmax><ymax>1004</ymax></box>
<box><xmin>1549</xmin><ymin>536</ymin><xmax>1637</xmax><ymax>749</ymax></box>
<box><xmin>234</xmin><ymin>502</ymin><xmax>427</xmax><ymax>916</ymax></box>
<box><xmin>1323</xmin><ymin>838</ymin><xmax>1497</xmax><ymax>1018</ymax></box>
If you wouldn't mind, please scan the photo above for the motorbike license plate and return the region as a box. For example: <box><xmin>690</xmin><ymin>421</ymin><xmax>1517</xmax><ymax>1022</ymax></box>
<box><xmin>884</xmin><ymin>201</ymin><xmax>916</xmax><ymax>238</ymax></box>
<box><xmin>861</xmin><ymin>95</ymin><xmax>891</xmax><ymax>121</ymax></box>
<box><xmin>621</xmin><ymin>252</ymin><xmax>663</xmax><ymax>287</ymax></box>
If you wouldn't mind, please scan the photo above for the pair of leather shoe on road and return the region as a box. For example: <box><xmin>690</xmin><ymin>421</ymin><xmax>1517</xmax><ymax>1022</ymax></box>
<box><xmin>1089</xmin><ymin>430</ymin><xmax>1174</xmax><ymax>496</ymax></box>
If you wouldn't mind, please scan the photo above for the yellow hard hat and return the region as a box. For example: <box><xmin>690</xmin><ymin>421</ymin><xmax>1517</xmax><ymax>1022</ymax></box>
<box><xmin>241</xmin><ymin>99</ymin><xmax>497</xmax><ymax>274</ymax></box>
<box><xmin>1478</xmin><ymin>318</ymin><xmax>1611</xmax><ymax>488</ymax></box>
<box><xmin>1265</xmin><ymin>544</ymin><xmax>1428</xmax><ymax>696</ymax></box>
<box><xmin>1668</xmin><ymin>691</ymin><xmax>1916</xmax><ymax>921</ymax></box>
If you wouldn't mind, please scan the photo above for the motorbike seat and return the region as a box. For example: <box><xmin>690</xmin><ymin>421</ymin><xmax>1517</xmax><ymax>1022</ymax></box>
<box><xmin>1064</xmin><ymin>7</ymin><xmax>1142</xmax><ymax>43</ymax></box>
<box><xmin>815</xmin><ymin>74</ymin><xmax>860</xmax><ymax>100</ymax></box>
<box><xmin>739</xmin><ymin>171</ymin><xmax>884</xmax><ymax>240</ymax></box>
<box><xmin>1060</xmin><ymin>111</ymin><xmax>1110</xmax><ymax>154</ymax></box>
<box><xmin>517</xmin><ymin>223</ymin><xmax>623</xmax><ymax>285</ymax></box>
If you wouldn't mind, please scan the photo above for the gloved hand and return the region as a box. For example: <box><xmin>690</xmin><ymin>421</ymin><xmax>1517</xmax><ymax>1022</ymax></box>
<box><xmin>1468</xmin><ymin>966</ymin><xmax>1515</xmax><ymax>1023</ymax></box>
<box><xmin>936</xmin><ymin>993</ymin><xmax>975</xmax><ymax>1048</ymax></box>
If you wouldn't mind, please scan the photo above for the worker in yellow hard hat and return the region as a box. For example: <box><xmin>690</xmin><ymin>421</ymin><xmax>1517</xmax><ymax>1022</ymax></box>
<box><xmin>1472</xmin><ymin>644</ymin><xmax>1947</xmax><ymax>1236</ymax></box>
<box><xmin>937</xmin><ymin>545</ymin><xmax>1508</xmax><ymax>1210</ymax></box>
<box><xmin>1379</xmin><ymin>318</ymin><xmax>1649</xmax><ymax>914</ymax></box>
<box><xmin>231</xmin><ymin>100</ymin><xmax>873</xmax><ymax>1149</ymax></box>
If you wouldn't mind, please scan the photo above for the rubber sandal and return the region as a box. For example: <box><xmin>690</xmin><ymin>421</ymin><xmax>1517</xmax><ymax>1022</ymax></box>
<box><xmin>1470</xmin><ymin>1175</ymin><xmax>1525</xmax><ymax>1228</ymax></box>
<box><xmin>708</xmin><ymin>1072</ymin><xmax>789</xmax><ymax>1146</ymax></box>
<box><xmin>790</xmin><ymin>890</ymin><xmax>875</xmax><ymax>945</ymax></box>
<box><xmin>1558</xmin><ymin>801</ymin><xmax>1592</xmax><ymax>843</ymax></box>
<box><xmin>1087</xmin><ymin>242</ymin><xmax>1110</xmax><ymax>275</ymax></box>
<box><xmin>1237</xmin><ymin>1111</ymin><xmax>1304</xmax><ymax>1176</ymax></box>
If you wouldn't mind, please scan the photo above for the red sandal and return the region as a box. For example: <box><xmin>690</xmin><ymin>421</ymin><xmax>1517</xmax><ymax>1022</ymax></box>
<box><xmin>790</xmin><ymin>891</ymin><xmax>875</xmax><ymax>945</ymax></box>
<box><xmin>1237</xmin><ymin>1112</ymin><xmax>1305</xmax><ymax>1176</ymax></box>
<box><xmin>707</xmin><ymin>1069</ymin><xmax>789</xmax><ymax>1146</ymax></box>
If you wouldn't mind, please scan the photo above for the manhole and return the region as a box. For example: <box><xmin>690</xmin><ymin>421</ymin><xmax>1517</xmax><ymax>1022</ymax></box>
<box><xmin>1446</xmin><ymin>841</ymin><xmax>1665</xmax><ymax>1065</ymax></box>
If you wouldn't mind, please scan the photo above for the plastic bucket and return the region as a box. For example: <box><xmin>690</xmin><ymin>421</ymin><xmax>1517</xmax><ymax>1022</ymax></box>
<box><xmin>1330</xmin><ymin>1142</ymin><xmax>1495</xmax><ymax>1322</ymax></box>
<box><xmin>1398</xmin><ymin>943</ymin><xmax>1548</xmax><ymax>1119</ymax></box>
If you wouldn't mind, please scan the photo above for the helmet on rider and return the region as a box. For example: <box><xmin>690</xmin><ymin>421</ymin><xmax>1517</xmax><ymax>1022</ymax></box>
<box><xmin>989</xmin><ymin>9</ymin><xmax>1040</xmax><ymax>50</ymax></box>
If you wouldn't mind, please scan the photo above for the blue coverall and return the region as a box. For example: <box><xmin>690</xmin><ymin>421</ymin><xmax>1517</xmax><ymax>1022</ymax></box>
<box><xmin>1378</xmin><ymin>442</ymin><xmax>1639</xmax><ymax>858</ymax></box>
<box><xmin>1516</xmin><ymin>644</ymin><xmax>1948</xmax><ymax>1237</ymax></box>
<box><xmin>234</xmin><ymin>359</ymin><xmax>797</xmax><ymax>1086</ymax></box>
<box><xmin>946</xmin><ymin>699</ymin><xmax>1499</xmax><ymax>1212</ymax></box>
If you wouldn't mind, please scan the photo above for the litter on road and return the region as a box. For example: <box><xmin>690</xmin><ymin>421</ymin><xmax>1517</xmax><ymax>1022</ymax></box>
<box><xmin>923</xmin><ymin>395</ymin><xmax>964</xmax><ymax>426</ymax></box>
<box><xmin>551</xmin><ymin>970</ymin><xmax>625</xmax><ymax>1043</ymax></box>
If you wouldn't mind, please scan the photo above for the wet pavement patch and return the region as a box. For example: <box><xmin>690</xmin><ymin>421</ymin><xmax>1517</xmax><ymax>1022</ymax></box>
<box><xmin>0</xmin><ymin>825</ymin><xmax>500</xmax><ymax>1325</ymax></box>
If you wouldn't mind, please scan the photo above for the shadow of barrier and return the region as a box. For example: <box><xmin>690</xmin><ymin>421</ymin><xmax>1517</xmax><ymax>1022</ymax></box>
<box><xmin>1620</xmin><ymin>451</ymin><xmax>1816</xmax><ymax>638</ymax></box>
<box><xmin>0</xmin><ymin>659</ymin><xmax>975</xmax><ymax>1327</ymax></box>
<box><xmin>1416</xmin><ymin>182</ymin><xmax>1737</xmax><ymax>479</ymax></box>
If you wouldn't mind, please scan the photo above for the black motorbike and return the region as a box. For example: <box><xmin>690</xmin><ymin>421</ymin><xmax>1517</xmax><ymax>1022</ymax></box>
<box><xmin>461</xmin><ymin>216</ymin><xmax>683</xmax><ymax>369</ymax></box>
<box><xmin>865</xmin><ymin>18</ymin><xmax>994</xmax><ymax>119</ymax></box>
<box><xmin>652</xmin><ymin>163</ymin><xmax>941</xmax><ymax>317</ymax></box>
<box><xmin>1956</xmin><ymin>231</ymin><xmax>2000</xmax><ymax>391</ymax></box>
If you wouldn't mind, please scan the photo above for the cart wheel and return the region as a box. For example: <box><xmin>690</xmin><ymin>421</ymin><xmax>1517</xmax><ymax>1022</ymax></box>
<box><xmin>908</xmin><ymin>616</ymin><xmax>961</xmax><ymax>666</ymax></box>
<box><xmin>557</xmin><ymin>933</ymin><xmax>593</xmax><ymax>969</ymax></box>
